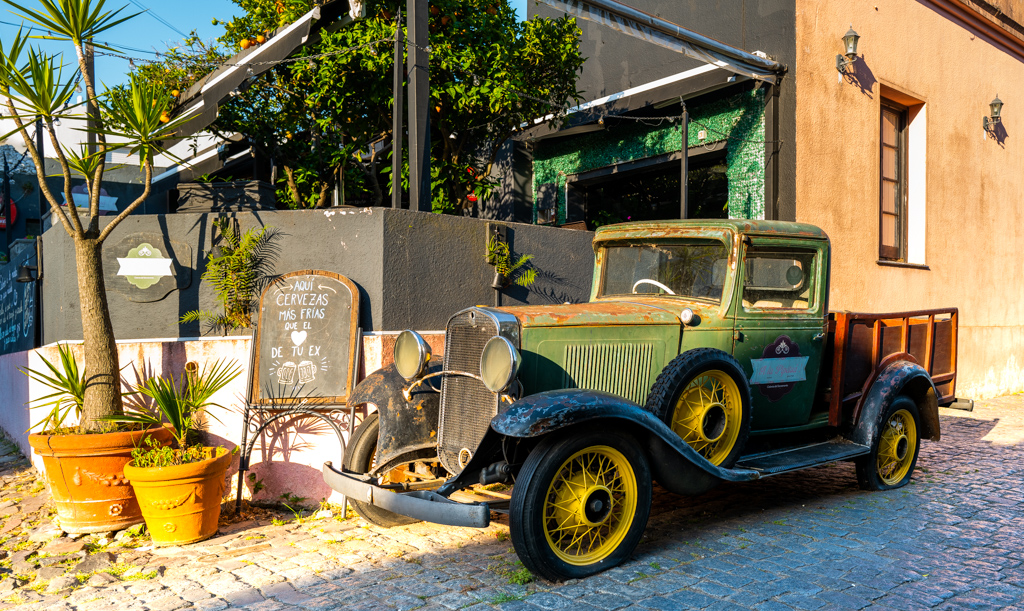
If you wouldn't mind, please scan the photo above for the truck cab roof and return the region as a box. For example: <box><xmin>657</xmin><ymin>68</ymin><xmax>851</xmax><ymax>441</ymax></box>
<box><xmin>593</xmin><ymin>219</ymin><xmax>830</xmax><ymax>245</ymax></box>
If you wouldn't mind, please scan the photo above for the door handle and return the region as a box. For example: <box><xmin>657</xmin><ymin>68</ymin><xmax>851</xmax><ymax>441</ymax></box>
<box><xmin>812</xmin><ymin>332</ymin><xmax>825</xmax><ymax>342</ymax></box>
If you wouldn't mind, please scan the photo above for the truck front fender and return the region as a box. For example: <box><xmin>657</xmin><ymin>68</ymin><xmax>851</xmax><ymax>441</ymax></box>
<box><xmin>348</xmin><ymin>364</ymin><xmax>440</xmax><ymax>474</ymax></box>
<box><xmin>442</xmin><ymin>390</ymin><xmax>759</xmax><ymax>497</ymax></box>
<box><xmin>850</xmin><ymin>359</ymin><xmax>941</xmax><ymax>447</ymax></box>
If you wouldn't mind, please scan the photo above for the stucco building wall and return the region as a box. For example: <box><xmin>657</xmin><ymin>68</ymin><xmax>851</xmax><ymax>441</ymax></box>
<box><xmin>795</xmin><ymin>0</ymin><xmax>1024</xmax><ymax>398</ymax></box>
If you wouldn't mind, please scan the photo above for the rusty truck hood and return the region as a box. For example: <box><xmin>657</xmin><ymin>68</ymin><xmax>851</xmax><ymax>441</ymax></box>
<box><xmin>499</xmin><ymin>300</ymin><xmax>681</xmax><ymax>328</ymax></box>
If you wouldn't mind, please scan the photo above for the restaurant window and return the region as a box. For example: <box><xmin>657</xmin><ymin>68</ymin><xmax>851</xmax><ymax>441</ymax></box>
<box><xmin>880</xmin><ymin>101</ymin><xmax>908</xmax><ymax>261</ymax></box>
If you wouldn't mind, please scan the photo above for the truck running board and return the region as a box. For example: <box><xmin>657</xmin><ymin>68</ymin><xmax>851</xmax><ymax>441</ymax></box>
<box><xmin>734</xmin><ymin>439</ymin><xmax>870</xmax><ymax>476</ymax></box>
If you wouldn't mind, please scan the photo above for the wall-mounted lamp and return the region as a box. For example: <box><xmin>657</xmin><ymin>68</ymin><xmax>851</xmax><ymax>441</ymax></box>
<box><xmin>836</xmin><ymin>26</ymin><xmax>860</xmax><ymax>77</ymax></box>
<box><xmin>16</xmin><ymin>265</ymin><xmax>38</xmax><ymax>283</ymax></box>
<box><xmin>984</xmin><ymin>95</ymin><xmax>1003</xmax><ymax>132</ymax></box>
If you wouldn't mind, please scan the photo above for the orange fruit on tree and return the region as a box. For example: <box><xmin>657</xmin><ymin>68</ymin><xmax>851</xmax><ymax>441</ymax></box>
<box><xmin>240</xmin><ymin>38</ymin><xmax>252</xmax><ymax>49</ymax></box>
<box><xmin>256</xmin><ymin>34</ymin><xmax>266</xmax><ymax>44</ymax></box>
<box><xmin>171</xmin><ymin>89</ymin><xmax>180</xmax><ymax>97</ymax></box>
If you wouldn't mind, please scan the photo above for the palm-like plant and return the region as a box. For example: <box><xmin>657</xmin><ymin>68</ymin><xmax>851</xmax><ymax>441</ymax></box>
<box><xmin>22</xmin><ymin>343</ymin><xmax>88</xmax><ymax>434</ymax></box>
<box><xmin>487</xmin><ymin>235</ymin><xmax>537</xmax><ymax>288</ymax></box>
<box><xmin>181</xmin><ymin>218</ymin><xmax>280</xmax><ymax>333</ymax></box>
<box><xmin>0</xmin><ymin>0</ymin><xmax>191</xmax><ymax>431</ymax></box>
<box><xmin>104</xmin><ymin>359</ymin><xmax>241</xmax><ymax>452</ymax></box>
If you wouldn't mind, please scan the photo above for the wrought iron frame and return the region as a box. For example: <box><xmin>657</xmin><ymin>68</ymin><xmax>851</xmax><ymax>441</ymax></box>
<box><xmin>235</xmin><ymin>326</ymin><xmax>363</xmax><ymax>513</ymax></box>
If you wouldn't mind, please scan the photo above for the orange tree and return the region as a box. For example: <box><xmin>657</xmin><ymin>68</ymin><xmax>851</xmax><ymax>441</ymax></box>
<box><xmin>139</xmin><ymin>0</ymin><xmax>583</xmax><ymax>211</ymax></box>
<box><xmin>0</xmin><ymin>0</ymin><xmax>184</xmax><ymax>429</ymax></box>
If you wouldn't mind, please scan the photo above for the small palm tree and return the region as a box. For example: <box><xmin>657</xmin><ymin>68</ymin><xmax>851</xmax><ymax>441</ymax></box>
<box><xmin>0</xmin><ymin>0</ymin><xmax>189</xmax><ymax>430</ymax></box>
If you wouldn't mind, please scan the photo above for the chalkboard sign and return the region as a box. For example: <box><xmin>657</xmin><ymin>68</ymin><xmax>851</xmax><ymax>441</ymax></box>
<box><xmin>249</xmin><ymin>270</ymin><xmax>360</xmax><ymax>405</ymax></box>
<box><xmin>0</xmin><ymin>246</ymin><xmax>38</xmax><ymax>356</ymax></box>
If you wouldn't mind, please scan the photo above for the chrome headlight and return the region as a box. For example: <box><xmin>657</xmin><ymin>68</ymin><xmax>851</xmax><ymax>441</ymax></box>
<box><xmin>395</xmin><ymin>330</ymin><xmax>431</xmax><ymax>380</ymax></box>
<box><xmin>480</xmin><ymin>336</ymin><xmax>521</xmax><ymax>393</ymax></box>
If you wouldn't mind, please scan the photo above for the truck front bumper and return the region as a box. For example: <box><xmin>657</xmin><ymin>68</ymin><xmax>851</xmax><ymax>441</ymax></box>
<box><xmin>322</xmin><ymin>462</ymin><xmax>491</xmax><ymax>528</ymax></box>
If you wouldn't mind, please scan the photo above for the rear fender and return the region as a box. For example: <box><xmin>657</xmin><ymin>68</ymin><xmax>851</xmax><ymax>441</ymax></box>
<box><xmin>849</xmin><ymin>360</ymin><xmax>941</xmax><ymax>447</ymax></box>
<box><xmin>438</xmin><ymin>389</ymin><xmax>759</xmax><ymax>497</ymax></box>
<box><xmin>349</xmin><ymin>364</ymin><xmax>440</xmax><ymax>474</ymax></box>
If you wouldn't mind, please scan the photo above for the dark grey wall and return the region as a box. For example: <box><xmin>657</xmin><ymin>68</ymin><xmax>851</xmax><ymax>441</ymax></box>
<box><xmin>41</xmin><ymin>208</ymin><xmax>594</xmax><ymax>342</ymax></box>
<box><xmin>533</xmin><ymin>0</ymin><xmax>798</xmax><ymax>221</ymax></box>
<box><xmin>380</xmin><ymin>210</ymin><xmax>594</xmax><ymax>330</ymax></box>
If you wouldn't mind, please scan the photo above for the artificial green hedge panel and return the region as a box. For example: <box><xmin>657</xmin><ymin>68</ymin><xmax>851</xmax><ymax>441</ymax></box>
<box><xmin>533</xmin><ymin>88</ymin><xmax>766</xmax><ymax>223</ymax></box>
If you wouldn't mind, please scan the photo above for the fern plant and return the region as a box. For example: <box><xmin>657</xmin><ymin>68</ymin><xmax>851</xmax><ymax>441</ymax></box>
<box><xmin>487</xmin><ymin>235</ymin><xmax>537</xmax><ymax>288</ymax></box>
<box><xmin>181</xmin><ymin>218</ymin><xmax>279</xmax><ymax>333</ymax></box>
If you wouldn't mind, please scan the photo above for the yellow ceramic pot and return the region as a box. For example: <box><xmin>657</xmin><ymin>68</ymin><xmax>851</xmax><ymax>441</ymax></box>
<box><xmin>124</xmin><ymin>447</ymin><xmax>231</xmax><ymax>546</ymax></box>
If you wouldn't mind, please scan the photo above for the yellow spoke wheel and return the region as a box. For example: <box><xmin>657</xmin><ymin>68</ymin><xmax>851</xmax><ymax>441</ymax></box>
<box><xmin>670</xmin><ymin>370</ymin><xmax>744</xmax><ymax>465</ymax></box>
<box><xmin>510</xmin><ymin>432</ymin><xmax>652</xmax><ymax>581</ymax></box>
<box><xmin>542</xmin><ymin>446</ymin><xmax>637</xmax><ymax>566</ymax></box>
<box><xmin>856</xmin><ymin>396</ymin><xmax>921</xmax><ymax>491</ymax></box>
<box><xmin>875</xmin><ymin>408</ymin><xmax>918</xmax><ymax>486</ymax></box>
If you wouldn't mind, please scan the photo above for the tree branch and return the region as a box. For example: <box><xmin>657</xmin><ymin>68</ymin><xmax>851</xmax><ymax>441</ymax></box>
<box><xmin>97</xmin><ymin>158</ymin><xmax>153</xmax><ymax>243</ymax></box>
<box><xmin>2</xmin><ymin>97</ymin><xmax>77</xmax><ymax>236</ymax></box>
<box><xmin>45</xmin><ymin>122</ymin><xmax>85</xmax><ymax>235</ymax></box>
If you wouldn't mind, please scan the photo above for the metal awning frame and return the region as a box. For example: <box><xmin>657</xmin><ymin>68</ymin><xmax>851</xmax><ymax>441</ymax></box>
<box><xmin>169</xmin><ymin>0</ymin><xmax>366</xmax><ymax>143</ymax></box>
<box><xmin>538</xmin><ymin>0</ymin><xmax>785</xmax><ymax>83</ymax></box>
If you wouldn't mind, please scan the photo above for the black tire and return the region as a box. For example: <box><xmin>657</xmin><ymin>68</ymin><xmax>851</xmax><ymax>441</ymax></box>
<box><xmin>343</xmin><ymin>412</ymin><xmax>419</xmax><ymax>528</ymax></box>
<box><xmin>509</xmin><ymin>429</ymin><xmax>652</xmax><ymax>582</ymax></box>
<box><xmin>855</xmin><ymin>395</ymin><xmax>921</xmax><ymax>490</ymax></box>
<box><xmin>645</xmin><ymin>348</ymin><xmax>751</xmax><ymax>468</ymax></box>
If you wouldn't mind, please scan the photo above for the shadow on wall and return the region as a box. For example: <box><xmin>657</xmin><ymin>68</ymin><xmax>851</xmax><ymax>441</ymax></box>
<box><xmin>989</xmin><ymin>121</ymin><xmax>1009</xmax><ymax>148</ymax></box>
<box><xmin>239</xmin><ymin>410</ymin><xmax>363</xmax><ymax>506</ymax></box>
<box><xmin>842</xmin><ymin>56</ymin><xmax>877</xmax><ymax>98</ymax></box>
<box><xmin>500</xmin><ymin>225</ymin><xmax>591</xmax><ymax>306</ymax></box>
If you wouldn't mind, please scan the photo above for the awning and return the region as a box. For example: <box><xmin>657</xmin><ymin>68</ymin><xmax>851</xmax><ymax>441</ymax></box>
<box><xmin>537</xmin><ymin>0</ymin><xmax>785</xmax><ymax>83</ymax></box>
<box><xmin>169</xmin><ymin>0</ymin><xmax>366</xmax><ymax>142</ymax></box>
<box><xmin>516</xmin><ymin>63</ymin><xmax>746</xmax><ymax>142</ymax></box>
<box><xmin>152</xmin><ymin>133</ymin><xmax>251</xmax><ymax>186</ymax></box>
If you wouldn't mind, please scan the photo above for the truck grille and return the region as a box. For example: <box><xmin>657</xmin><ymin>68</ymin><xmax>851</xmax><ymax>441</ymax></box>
<box><xmin>438</xmin><ymin>310</ymin><xmax>500</xmax><ymax>474</ymax></box>
<box><xmin>563</xmin><ymin>343</ymin><xmax>655</xmax><ymax>405</ymax></box>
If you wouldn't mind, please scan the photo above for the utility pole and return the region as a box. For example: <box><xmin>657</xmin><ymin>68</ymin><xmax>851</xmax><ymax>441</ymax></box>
<box><xmin>406</xmin><ymin>0</ymin><xmax>430</xmax><ymax>212</ymax></box>
<box><xmin>36</xmin><ymin>119</ymin><xmax>44</xmax><ymax>227</ymax></box>
<box><xmin>85</xmin><ymin>43</ymin><xmax>97</xmax><ymax>156</ymax></box>
<box><xmin>680</xmin><ymin>102</ymin><xmax>689</xmax><ymax>219</ymax></box>
<box><xmin>2</xmin><ymin>156</ymin><xmax>11</xmax><ymax>260</ymax></box>
<box><xmin>391</xmin><ymin>9</ymin><xmax>404</xmax><ymax>209</ymax></box>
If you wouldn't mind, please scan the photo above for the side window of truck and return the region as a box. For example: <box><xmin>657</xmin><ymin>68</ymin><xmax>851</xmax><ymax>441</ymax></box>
<box><xmin>742</xmin><ymin>248</ymin><xmax>816</xmax><ymax>310</ymax></box>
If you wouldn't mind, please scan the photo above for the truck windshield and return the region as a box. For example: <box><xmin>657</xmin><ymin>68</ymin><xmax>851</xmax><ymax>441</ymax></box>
<box><xmin>599</xmin><ymin>239</ymin><xmax>729</xmax><ymax>302</ymax></box>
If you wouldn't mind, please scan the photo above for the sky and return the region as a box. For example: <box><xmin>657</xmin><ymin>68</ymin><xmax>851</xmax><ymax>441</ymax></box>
<box><xmin>0</xmin><ymin>0</ymin><xmax>530</xmax><ymax>88</ymax></box>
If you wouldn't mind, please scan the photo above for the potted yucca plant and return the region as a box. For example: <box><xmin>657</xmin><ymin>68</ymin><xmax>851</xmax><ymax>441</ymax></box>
<box><xmin>107</xmin><ymin>359</ymin><xmax>240</xmax><ymax>546</ymax></box>
<box><xmin>2</xmin><ymin>0</ymin><xmax>190</xmax><ymax>532</ymax></box>
<box><xmin>24</xmin><ymin>344</ymin><xmax>172</xmax><ymax>533</ymax></box>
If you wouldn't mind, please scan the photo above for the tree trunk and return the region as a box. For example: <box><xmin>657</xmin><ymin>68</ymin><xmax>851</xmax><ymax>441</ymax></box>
<box><xmin>74</xmin><ymin>237</ymin><xmax>123</xmax><ymax>429</ymax></box>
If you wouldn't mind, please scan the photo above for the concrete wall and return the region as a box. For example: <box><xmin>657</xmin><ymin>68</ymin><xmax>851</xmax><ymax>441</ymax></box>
<box><xmin>0</xmin><ymin>349</ymin><xmax>31</xmax><ymax>459</ymax></box>
<box><xmin>532</xmin><ymin>0</ymin><xmax>799</xmax><ymax>221</ymax></box>
<box><xmin>41</xmin><ymin>208</ymin><xmax>595</xmax><ymax>342</ymax></box>
<box><xmin>794</xmin><ymin>0</ymin><xmax>1024</xmax><ymax>398</ymax></box>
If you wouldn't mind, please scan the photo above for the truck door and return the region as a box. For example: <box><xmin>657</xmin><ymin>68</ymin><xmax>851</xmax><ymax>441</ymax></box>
<box><xmin>732</xmin><ymin>238</ymin><xmax>828</xmax><ymax>430</ymax></box>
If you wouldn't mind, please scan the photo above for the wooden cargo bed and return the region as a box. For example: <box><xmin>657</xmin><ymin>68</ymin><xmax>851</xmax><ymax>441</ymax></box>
<box><xmin>825</xmin><ymin>308</ymin><xmax>957</xmax><ymax>426</ymax></box>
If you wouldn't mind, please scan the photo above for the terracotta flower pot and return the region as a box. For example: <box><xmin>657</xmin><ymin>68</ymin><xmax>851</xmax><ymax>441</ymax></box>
<box><xmin>124</xmin><ymin>447</ymin><xmax>232</xmax><ymax>546</ymax></box>
<box><xmin>28</xmin><ymin>426</ymin><xmax>173</xmax><ymax>534</ymax></box>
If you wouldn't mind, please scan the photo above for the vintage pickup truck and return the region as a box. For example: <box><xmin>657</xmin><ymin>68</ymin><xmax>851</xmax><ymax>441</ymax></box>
<box><xmin>323</xmin><ymin>219</ymin><xmax>958</xmax><ymax>581</ymax></box>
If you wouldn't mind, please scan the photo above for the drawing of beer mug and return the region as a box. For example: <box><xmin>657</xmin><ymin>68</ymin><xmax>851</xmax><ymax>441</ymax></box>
<box><xmin>297</xmin><ymin>360</ymin><xmax>316</xmax><ymax>384</ymax></box>
<box><xmin>277</xmin><ymin>361</ymin><xmax>297</xmax><ymax>385</ymax></box>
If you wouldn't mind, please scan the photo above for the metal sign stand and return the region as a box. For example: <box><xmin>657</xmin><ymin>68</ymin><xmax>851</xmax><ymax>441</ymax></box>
<box><xmin>234</xmin><ymin>326</ymin><xmax>363</xmax><ymax>516</ymax></box>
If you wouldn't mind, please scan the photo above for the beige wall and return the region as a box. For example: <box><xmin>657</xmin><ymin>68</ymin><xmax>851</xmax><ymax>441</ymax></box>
<box><xmin>795</xmin><ymin>0</ymin><xmax>1024</xmax><ymax>398</ymax></box>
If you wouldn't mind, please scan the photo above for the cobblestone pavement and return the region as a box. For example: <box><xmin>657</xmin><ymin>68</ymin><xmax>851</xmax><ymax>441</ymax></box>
<box><xmin>0</xmin><ymin>396</ymin><xmax>1021</xmax><ymax>610</ymax></box>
